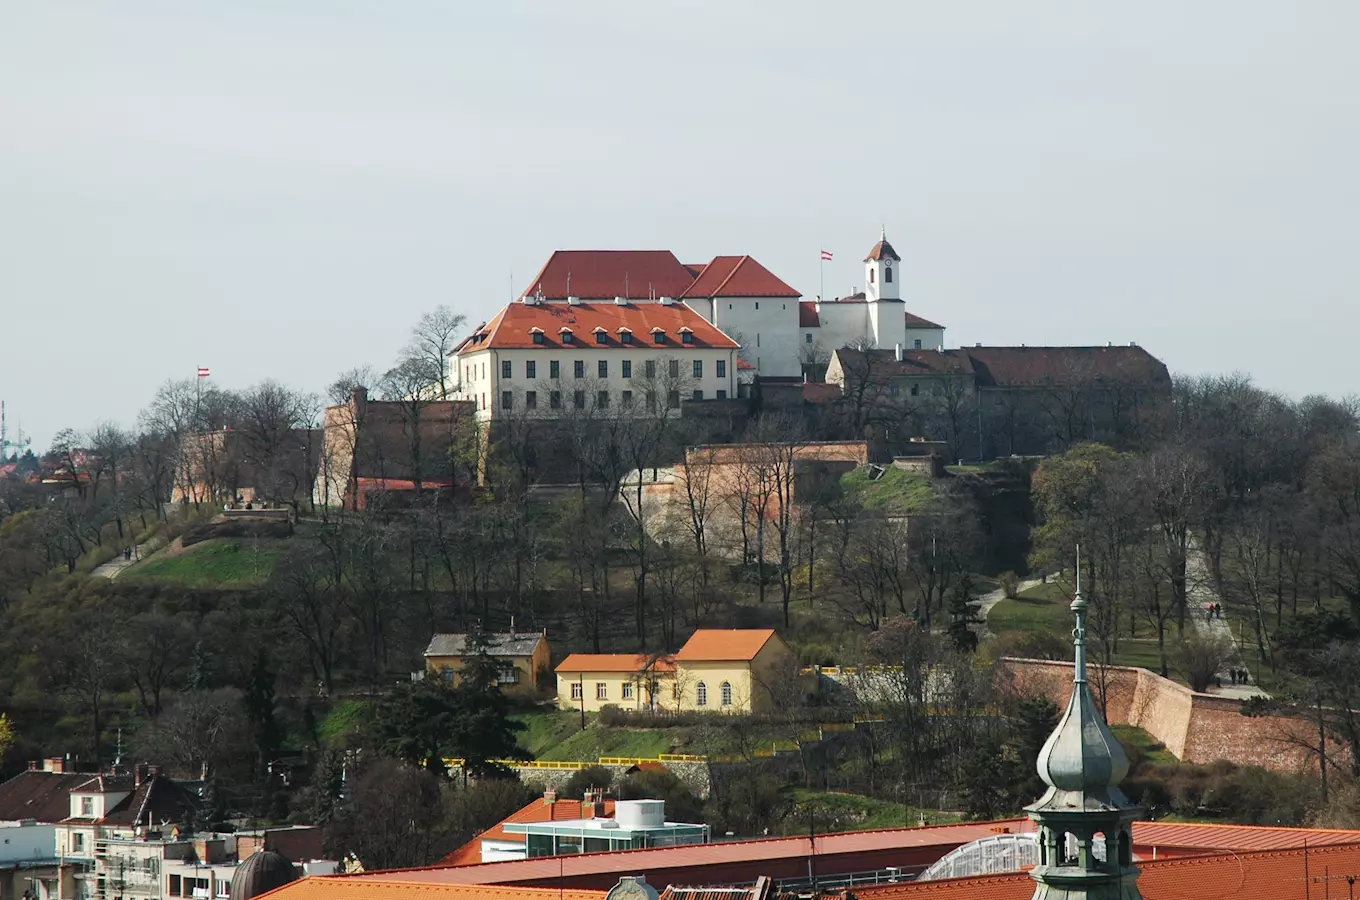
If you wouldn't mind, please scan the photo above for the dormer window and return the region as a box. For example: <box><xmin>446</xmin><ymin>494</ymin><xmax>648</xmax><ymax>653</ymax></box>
<box><xmin>560</xmin><ymin>328</ymin><xmax>574</xmax><ymax>344</ymax></box>
<box><xmin>680</xmin><ymin>327</ymin><xmax>694</xmax><ymax>345</ymax></box>
<box><xmin>619</xmin><ymin>328</ymin><xmax>633</xmax><ymax>345</ymax></box>
<box><xmin>594</xmin><ymin>327</ymin><xmax>608</xmax><ymax>345</ymax></box>
<box><xmin>651</xmin><ymin>327</ymin><xmax>666</xmax><ymax>345</ymax></box>
<box><xmin>80</xmin><ymin>796</ymin><xmax>94</xmax><ymax>816</ymax></box>
<box><xmin>530</xmin><ymin>327</ymin><xmax>545</xmax><ymax>346</ymax></box>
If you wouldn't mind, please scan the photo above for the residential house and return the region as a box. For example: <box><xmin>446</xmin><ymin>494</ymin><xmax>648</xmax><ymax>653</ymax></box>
<box><xmin>0</xmin><ymin>759</ymin><xmax>102</xmax><ymax>898</ymax></box>
<box><xmin>552</xmin><ymin>655</ymin><xmax>676</xmax><ymax>714</ymax></box>
<box><xmin>55</xmin><ymin>765</ymin><xmax>203</xmax><ymax>899</ymax></box>
<box><xmin>555</xmin><ymin>629</ymin><xmax>803</xmax><ymax>714</ymax></box>
<box><xmin>423</xmin><ymin>630</ymin><xmax>551</xmax><ymax>696</ymax></box>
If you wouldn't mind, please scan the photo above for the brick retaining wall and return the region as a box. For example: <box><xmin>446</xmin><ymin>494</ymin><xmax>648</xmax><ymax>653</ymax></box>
<box><xmin>1001</xmin><ymin>658</ymin><xmax>1323</xmax><ymax>773</ymax></box>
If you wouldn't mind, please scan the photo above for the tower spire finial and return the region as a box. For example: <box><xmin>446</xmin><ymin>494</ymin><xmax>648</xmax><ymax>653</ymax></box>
<box><xmin>880</xmin><ymin>222</ymin><xmax>886</xmax><ymax>241</ymax></box>
<box><xmin>1072</xmin><ymin>546</ymin><xmax>1087</xmax><ymax>685</ymax></box>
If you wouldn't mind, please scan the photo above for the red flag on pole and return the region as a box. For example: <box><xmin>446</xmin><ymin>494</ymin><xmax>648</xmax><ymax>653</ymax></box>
<box><xmin>820</xmin><ymin>250</ymin><xmax>833</xmax><ymax>261</ymax></box>
<box><xmin>197</xmin><ymin>367</ymin><xmax>211</xmax><ymax>378</ymax></box>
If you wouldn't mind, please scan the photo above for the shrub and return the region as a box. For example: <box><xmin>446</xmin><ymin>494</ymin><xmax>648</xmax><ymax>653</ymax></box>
<box><xmin>561</xmin><ymin>766</ymin><xmax>613</xmax><ymax>800</ymax></box>
<box><xmin>998</xmin><ymin>571</ymin><xmax>1021</xmax><ymax>599</ymax></box>
<box><xmin>981</xmin><ymin>630</ymin><xmax>1070</xmax><ymax>663</ymax></box>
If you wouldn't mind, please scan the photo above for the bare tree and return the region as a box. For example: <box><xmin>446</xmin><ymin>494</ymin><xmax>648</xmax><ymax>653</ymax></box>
<box><xmin>403</xmin><ymin>306</ymin><xmax>467</xmax><ymax>400</ymax></box>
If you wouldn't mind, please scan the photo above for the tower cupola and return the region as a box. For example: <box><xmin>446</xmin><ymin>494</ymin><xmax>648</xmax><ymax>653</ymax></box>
<box><xmin>863</xmin><ymin>225</ymin><xmax>901</xmax><ymax>302</ymax></box>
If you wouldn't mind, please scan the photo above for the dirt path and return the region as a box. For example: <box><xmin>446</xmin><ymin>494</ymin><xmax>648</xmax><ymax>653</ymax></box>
<box><xmin>1186</xmin><ymin>546</ymin><xmax>1267</xmax><ymax>698</ymax></box>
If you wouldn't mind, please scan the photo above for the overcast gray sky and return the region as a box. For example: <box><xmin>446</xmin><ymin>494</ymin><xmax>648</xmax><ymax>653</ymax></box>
<box><xmin>2</xmin><ymin>1</ymin><xmax>1357</xmax><ymax>450</ymax></box>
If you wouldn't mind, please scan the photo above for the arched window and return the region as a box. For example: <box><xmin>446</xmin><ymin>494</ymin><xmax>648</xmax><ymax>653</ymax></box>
<box><xmin>720</xmin><ymin>682</ymin><xmax>733</xmax><ymax>707</ymax></box>
<box><xmin>885</xmin><ymin>265</ymin><xmax>893</xmax><ymax>283</ymax></box>
<box><xmin>868</xmin><ymin>268</ymin><xmax>875</xmax><ymax>284</ymax></box>
<box><xmin>696</xmin><ymin>682</ymin><xmax>708</xmax><ymax>706</ymax></box>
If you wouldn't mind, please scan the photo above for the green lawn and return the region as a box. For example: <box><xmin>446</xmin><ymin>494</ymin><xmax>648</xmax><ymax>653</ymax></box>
<box><xmin>124</xmin><ymin>539</ymin><xmax>282</xmax><ymax>588</ymax></box>
<box><xmin>537</xmin><ymin>723</ymin><xmax>676</xmax><ymax>761</ymax></box>
<box><xmin>513</xmin><ymin>709</ymin><xmax>586</xmax><ymax>757</ymax></box>
<box><xmin>988</xmin><ymin>582</ymin><xmax>1073</xmax><ymax>634</ymax></box>
<box><xmin>840</xmin><ymin>466</ymin><xmax>937</xmax><ymax>515</ymax></box>
<box><xmin>1112</xmin><ymin>724</ymin><xmax>1178</xmax><ymax>767</ymax></box>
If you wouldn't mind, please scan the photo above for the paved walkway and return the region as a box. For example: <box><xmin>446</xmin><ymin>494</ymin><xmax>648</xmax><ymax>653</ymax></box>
<box><xmin>1185</xmin><ymin>546</ymin><xmax>1267</xmax><ymax>699</ymax></box>
<box><xmin>972</xmin><ymin>577</ymin><xmax>1046</xmax><ymax>637</ymax></box>
<box><xmin>90</xmin><ymin>537</ymin><xmax>164</xmax><ymax>580</ymax></box>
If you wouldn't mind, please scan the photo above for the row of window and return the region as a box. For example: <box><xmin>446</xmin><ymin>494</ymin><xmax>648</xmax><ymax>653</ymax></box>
<box><xmin>570</xmin><ymin>680</ymin><xmax>733</xmax><ymax>706</ymax></box>
<box><xmin>496</xmin><ymin>359</ymin><xmax>725</xmax><ymax>380</ymax></box>
<box><xmin>499</xmin><ymin>388</ymin><xmax>727</xmax><ymax>411</ymax></box>
<box><xmin>533</xmin><ymin>329</ymin><xmax>698</xmax><ymax>346</ymax></box>
<box><xmin>169</xmin><ymin>874</ymin><xmax>229</xmax><ymax>898</ymax></box>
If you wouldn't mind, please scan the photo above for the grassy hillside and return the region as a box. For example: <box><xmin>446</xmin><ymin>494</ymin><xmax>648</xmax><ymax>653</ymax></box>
<box><xmin>123</xmin><ymin>538</ymin><xmax>283</xmax><ymax>588</ymax></box>
<box><xmin>840</xmin><ymin>466</ymin><xmax>937</xmax><ymax>515</ymax></box>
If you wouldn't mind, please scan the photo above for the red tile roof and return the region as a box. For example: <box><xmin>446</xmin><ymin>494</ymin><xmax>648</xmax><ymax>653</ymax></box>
<box><xmin>350</xmin><ymin>820</ymin><xmax>1035</xmax><ymax>887</ymax></box>
<box><xmin>439</xmin><ymin>798</ymin><xmax>618</xmax><ymax>867</ymax></box>
<box><xmin>556</xmin><ymin>654</ymin><xmax>675</xmax><ymax>674</ymax></box>
<box><xmin>855</xmin><ymin>842</ymin><xmax>1360</xmax><ymax>900</ymax></box>
<box><xmin>905</xmin><ymin>312</ymin><xmax>943</xmax><ymax>329</ymax></box>
<box><xmin>673</xmin><ymin>629</ymin><xmax>779</xmax><ymax>662</ymax></box>
<box><xmin>863</xmin><ymin>239</ymin><xmax>901</xmax><ymax>262</ymax></box>
<box><xmin>737</xmin><ymin>359</ymin><xmax>756</xmax><ymax>371</ymax></box>
<box><xmin>679</xmin><ymin>256</ymin><xmax>800</xmax><ymax>299</ymax></box>
<box><xmin>799</xmin><ymin>302</ymin><xmax>820</xmax><ymax>327</ymax></box>
<box><xmin>259</xmin><ymin>878</ymin><xmax>605</xmax><ymax>899</ymax></box>
<box><xmin>458</xmin><ymin>302</ymin><xmax>740</xmax><ymax>354</ymax></box>
<box><xmin>521</xmin><ymin>251</ymin><xmax>696</xmax><ymax>301</ymax></box>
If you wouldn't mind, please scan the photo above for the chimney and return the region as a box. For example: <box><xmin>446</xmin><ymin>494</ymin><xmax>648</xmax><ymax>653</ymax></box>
<box><xmin>27</xmin><ymin>760</ymin><xmax>38</xmax><ymax>772</ymax></box>
<box><xmin>509</xmin><ymin>616</ymin><xmax>516</xmax><ymax>637</ymax></box>
<box><xmin>134</xmin><ymin>764</ymin><xmax>147</xmax><ymax>787</ymax></box>
<box><xmin>351</xmin><ymin>386</ymin><xmax>367</xmax><ymax>408</ymax></box>
<box><xmin>894</xmin><ymin>343</ymin><xmax>902</xmax><ymax>362</ymax></box>
<box><xmin>44</xmin><ymin>757</ymin><xmax>64</xmax><ymax>774</ymax></box>
<box><xmin>543</xmin><ymin>788</ymin><xmax>557</xmax><ymax>806</ymax></box>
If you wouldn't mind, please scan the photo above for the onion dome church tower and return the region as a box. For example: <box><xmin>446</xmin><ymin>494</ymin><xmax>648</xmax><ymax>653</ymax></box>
<box><xmin>1025</xmin><ymin>561</ymin><xmax>1143</xmax><ymax>900</ymax></box>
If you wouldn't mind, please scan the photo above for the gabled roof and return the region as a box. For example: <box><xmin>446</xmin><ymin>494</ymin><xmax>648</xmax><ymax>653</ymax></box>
<box><xmin>963</xmin><ymin>345</ymin><xmax>1171</xmax><ymax>388</ymax></box>
<box><xmin>439</xmin><ymin>797</ymin><xmax>619</xmax><ymax>867</ymax></box>
<box><xmin>798</xmin><ymin>302</ymin><xmax>820</xmax><ymax>327</ymax></box>
<box><xmin>520</xmin><ymin>251</ymin><xmax>696</xmax><ymax>301</ymax></box>
<box><xmin>100</xmin><ymin>775</ymin><xmax>201</xmax><ymax>826</ymax></box>
<box><xmin>457</xmin><ymin>303</ymin><xmax>740</xmax><ymax>354</ymax></box>
<box><xmin>679</xmin><ymin>256</ymin><xmax>800</xmax><ymax>299</ymax></box>
<box><xmin>555</xmin><ymin>654</ymin><xmax>675</xmax><ymax>674</ymax></box>
<box><xmin>425</xmin><ymin>633</ymin><xmax>546</xmax><ymax>659</ymax></box>
<box><xmin>832</xmin><ymin>346</ymin><xmax>1171</xmax><ymax>388</ymax></box>
<box><xmin>0</xmin><ymin>771</ymin><xmax>85</xmax><ymax>823</ymax></box>
<box><xmin>905</xmin><ymin>312</ymin><xmax>944</xmax><ymax>330</ymax></box>
<box><xmin>673</xmin><ymin>629</ymin><xmax>779</xmax><ymax>662</ymax></box>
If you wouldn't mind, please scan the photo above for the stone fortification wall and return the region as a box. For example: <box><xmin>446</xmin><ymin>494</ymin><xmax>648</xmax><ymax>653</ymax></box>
<box><xmin>1001</xmin><ymin>658</ymin><xmax>1322</xmax><ymax>773</ymax></box>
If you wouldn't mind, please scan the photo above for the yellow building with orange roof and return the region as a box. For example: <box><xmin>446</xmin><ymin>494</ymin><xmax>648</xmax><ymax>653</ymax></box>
<box><xmin>555</xmin><ymin>629</ymin><xmax>805</xmax><ymax>715</ymax></box>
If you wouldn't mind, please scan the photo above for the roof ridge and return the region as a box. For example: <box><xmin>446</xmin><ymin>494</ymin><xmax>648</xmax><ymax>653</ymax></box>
<box><xmin>709</xmin><ymin>255</ymin><xmax>750</xmax><ymax>297</ymax></box>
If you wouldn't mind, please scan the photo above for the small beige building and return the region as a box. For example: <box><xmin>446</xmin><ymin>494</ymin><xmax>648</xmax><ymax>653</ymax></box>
<box><xmin>555</xmin><ymin>629</ymin><xmax>803</xmax><ymax>715</ymax></box>
<box><xmin>424</xmin><ymin>631</ymin><xmax>551</xmax><ymax>696</ymax></box>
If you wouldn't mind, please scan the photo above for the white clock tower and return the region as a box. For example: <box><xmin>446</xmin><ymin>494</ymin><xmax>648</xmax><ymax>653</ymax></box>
<box><xmin>864</xmin><ymin>226</ymin><xmax>901</xmax><ymax>302</ymax></box>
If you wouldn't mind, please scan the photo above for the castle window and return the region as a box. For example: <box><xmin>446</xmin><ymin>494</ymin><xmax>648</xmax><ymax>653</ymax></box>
<box><xmin>885</xmin><ymin>265</ymin><xmax>893</xmax><ymax>283</ymax></box>
<box><xmin>869</xmin><ymin>269</ymin><xmax>875</xmax><ymax>284</ymax></box>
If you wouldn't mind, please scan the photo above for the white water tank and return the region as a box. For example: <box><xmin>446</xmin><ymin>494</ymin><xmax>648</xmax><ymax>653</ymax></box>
<box><xmin>614</xmin><ymin>799</ymin><xmax>665</xmax><ymax>829</ymax></box>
